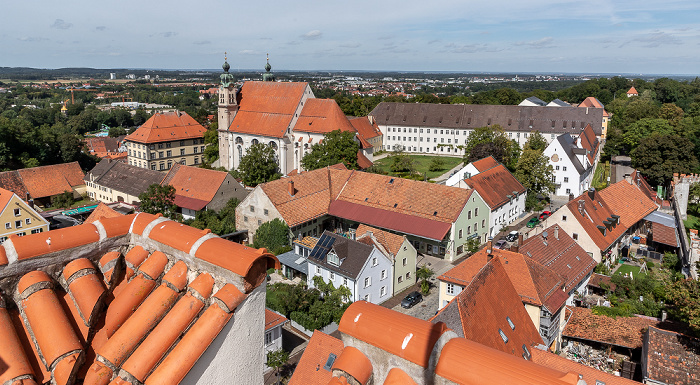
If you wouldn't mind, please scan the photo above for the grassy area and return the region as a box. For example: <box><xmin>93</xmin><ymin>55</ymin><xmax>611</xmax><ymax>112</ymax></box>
<box><xmin>684</xmin><ymin>213</ymin><xmax>700</xmax><ymax>233</ymax></box>
<box><xmin>592</xmin><ymin>161</ymin><xmax>609</xmax><ymax>190</ymax></box>
<box><xmin>374</xmin><ymin>155</ymin><xmax>463</xmax><ymax>180</ymax></box>
<box><xmin>614</xmin><ymin>264</ymin><xmax>646</xmax><ymax>278</ymax></box>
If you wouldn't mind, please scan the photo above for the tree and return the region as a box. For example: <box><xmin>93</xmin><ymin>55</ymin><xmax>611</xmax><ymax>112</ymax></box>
<box><xmin>428</xmin><ymin>157</ymin><xmax>446</xmax><ymax>172</ymax></box>
<box><xmin>253</xmin><ymin>218</ymin><xmax>290</xmax><ymax>255</ymax></box>
<box><xmin>622</xmin><ymin>118</ymin><xmax>675</xmax><ymax>149</ymax></box>
<box><xmin>238</xmin><ymin>143</ymin><xmax>280</xmax><ymax>187</ymax></box>
<box><xmin>523</xmin><ymin>131</ymin><xmax>547</xmax><ymax>152</ymax></box>
<box><xmin>389</xmin><ymin>150</ymin><xmax>416</xmax><ymax>174</ymax></box>
<box><xmin>301</xmin><ymin>130</ymin><xmax>360</xmax><ymax>170</ymax></box>
<box><xmin>463</xmin><ymin>125</ymin><xmax>519</xmax><ymax>170</ymax></box>
<box><xmin>630</xmin><ymin>134</ymin><xmax>698</xmax><ymax>186</ymax></box>
<box><xmin>266</xmin><ymin>349</ymin><xmax>289</xmax><ymax>385</ymax></box>
<box><xmin>186</xmin><ymin>197</ymin><xmax>239</xmax><ymax>235</ymax></box>
<box><xmin>665</xmin><ymin>278</ymin><xmax>700</xmax><ymax>336</ymax></box>
<box><xmin>515</xmin><ymin>149</ymin><xmax>556</xmax><ymax>210</ymax></box>
<box><xmin>416</xmin><ymin>265</ymin><xmax>434</xmax><ymax>295</ymax></box>
<box><xmin>466</xmin><ymin>238</ymin><xmax>480</xmax><ymax>254</ymax></box>
<box><xmin>108</xmin><ymin>126</ymin><xmax>127</xmax><ymax>137</ymax></box>
<box><xmin>203</xmin><ymin>122</ymin><xmax>219</xmax><ymax>164</ymax></box>
<box><xmin>138</xmin><ymin>184</ymin><xmax>178</xmax><ymax>219</ymax></box>
<box><xmin>689</xmin><ymin>183</ymin><xmax>700</xmax><ymax>216</ymax></box>
<box><xmin>51</xmin><ymin>191</ymin><xmax>76</xmax><ymax>209</ymax></box>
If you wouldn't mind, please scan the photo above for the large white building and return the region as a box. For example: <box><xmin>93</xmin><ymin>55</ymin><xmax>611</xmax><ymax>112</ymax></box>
<box><xmin>542</xmin><ymin>124</ymin><xmax>600</xmax><ymax>197</ymax></box>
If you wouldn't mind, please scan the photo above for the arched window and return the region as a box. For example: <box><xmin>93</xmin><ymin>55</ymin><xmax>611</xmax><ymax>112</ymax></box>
<box><xmin>269</xmin><ymin>141</ymin><xmax>278</xmax><ymax>150</ymax></box>
<box><xmin>251</xmin><ymin>139</ymin><xmax>259</xmax><ymax>146</ymax></box>
<box><xmin>237</xmin><ymin>145</ymin><xmax>243</xmax><ymax>163</ymax></box>
<box><xmin>235</xmin><ymin>137</ymin><xmax>243</xmax><ymax>145</ymax></box>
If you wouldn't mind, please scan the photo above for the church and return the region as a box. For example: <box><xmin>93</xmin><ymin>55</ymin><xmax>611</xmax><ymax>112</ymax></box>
<box><xmin>217</xmin><ymin>56</ymin><xmax>377</xmax><ymax>175</ymax></box>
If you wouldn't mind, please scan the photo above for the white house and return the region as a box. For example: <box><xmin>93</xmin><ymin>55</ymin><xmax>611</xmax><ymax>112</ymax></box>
<box><xmin>445</xmin><ymin>155</ymin><xmax>499</xmax><ymax>187</ymax></box>
<box><xmin>264</xmin><ymin>308</ymin><xmax>288</xmax><ymax>357</ymax></box>
<box><xmin>543</xmin><ymin>124</ymin><xmax>600</xmax><ymax>197</ymax></box>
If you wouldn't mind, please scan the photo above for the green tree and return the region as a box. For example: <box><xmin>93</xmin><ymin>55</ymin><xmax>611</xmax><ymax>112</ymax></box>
<box><xmin>523</xmin><ymin>131</ymin><xmax>548</xmax><ymax>152</ymax></box>
<box><xmin>108</xmin><ymin>126</ymin><xmax>127</xmax><ymax>137</ymax></box>
<box><xmin>665</xmin><ymin>278</ymin><xmax>700</xmax><ymax>336</ymax></box>
<box><xmin>463</xmin><ymin>125</ymin><xmax>519</xmax><ymax>170</ymax></box>
<box><xmin>253</xmin><ymin>218</ymin><xmax>290</xmax><ymax>255</ymax></box>
<box><xmin>466</xmin><ymin>238</ymin><xmax>480</xmax><ymax>254</ymax></box>
<box><xmin>266</xmin><ymin>349</ymin><xmax>289</xmax><ymax>385</ymax></box>
<box><xmin>689</xmin><ymin>183</ymin><xmax>700</xmax><ymax>216</ymax></box>
<box><xmin>416</xmin><ymin>265</ymin><xmax>435</xmax><ymax>295</ymax></box>
<box><xmin>389</xmin><ymin>150</ymin><xmax>416</xmax><ymax>174</ymax></box>
<box><xmin>428</xmin><ymin>157</ymin><xmax>446</xmax><ymax>172</ymax></box>
<box><xmin>203</xmin><ymin>121</ymin><xmax>219</xmax><ymax>164</ymax></box>
<box><xmin>51</xmin><ymin>191</ymin><xmax>76</xmax><ymax>209</ymax></box>
<box><xmin>238</xmin><ymin>143</ymin><xmax>280</xmax><ymax>187</ymax></box>
<box><xmin>622</xmin><ymin>118</ymin><xmax>675</xmax><ymax>149</ymax></box>
<box><xmin>301</xmin><ymin>130</ymin><xmax>360</xmax><ymax>170</ymax></box>
<box><xmin>138</xmin><ymin>184</ymin><xmax>178</xmax><ymax>219</ymax></box>
<box><xmin>515</xmin><ymin>149</ymin><xmax>556</xmax><ymax>210</ymax></box>
<box><xmin>630</xmin><ymin>134</ymin><xmax>698</xmax><ymax>186</ymax></box>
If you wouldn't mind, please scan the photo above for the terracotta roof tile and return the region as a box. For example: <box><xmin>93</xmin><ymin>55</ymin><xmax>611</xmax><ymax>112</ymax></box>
<box><xmin>355</xmin><ymin>224</ymin><xmax>404</xmax><ymax>257</ymax></box>
<box><xmin>265</xmin><ymin>308</ymin><xmax>288</xmax><ymax>331</ymax></box>
<box><xmin>12</xmin><ymin>223</ymin><xmax>100</xmax><ymax>261</ymax></box>
<box><xmin>433</xmin><ymin>258</ymin><xmax>543</xmax><ymax>357</ymax></box>
<box><xmin>84</xmin><ymin>202</ymin><xmax>123</xmax><ymax>224</ymax></box>
<box><xmin>125</xmin><ymin>112</ymin><xmax>206</xmax><ymax>144</ymax></box>
<box><xmin>463</xmin><ymin>164</ymin><xmax>525</xmax><ymax>209</ymax></box>
<box><xmin>578</xmin><ymin>97</ymin><xmax>610</xmax><ymax>117</ymax></box>
<box><xmin>643</xmin><ymin>326</ymin><xmax>700</xmax><ymax>385</ymax></box>
<box><xmin>338</xmin><ymin>301</ymin><xmax>449</xmax><ymax>368</ymax></box>
<box><xmin>627</xmin><ymin>87</ymin><xmax>638</xmax><ymax>95</ymax></box>
<box><xmin>161</xmin><ymin>163</ymin><xmax>228</xmax><ymax>204</ymax></box>
<box><xmin>331</xmin><ymin>346</ymin><xmax>372</xmax><ymax>385</ymax></box>
<box><xmin>288</xmin><ymin>331</ymin><xmax>345</xmax><ymax>385</ymax></box>
<box><xmin>0</xmin><ymin>187</ymin><xmax>16</xmax><ymax>212</ymax></box>
<box><xmin>356</xmin><ymin>150</ymin><xmax>373</xmax><ymax>169</ymax></box>
<box><xmin>295</xmin><ymin>99</ymin><xmax>355</xmax><ymax>134</ymax></box>
<box><xmin>651</xmin><ymin>221</ymin><xmax>678</xmax><ymax>247</ymax></box>
<box><xmin>587</xmin><ymin>273</ymin><xmax>616</xmax><ymax>291</ymax></box>
<box><xmin>520</xmin><ymin>225</ymin><xmax>596</xmax><ymax>293</ymax></box>
<box><xmin>0</xmin><ymin>300</ymin><xmax>34</xmax><ymax>384</ymax></box>
<box><xmin>16</xmin><ymin>162</ymin><xmax>85</xmax><ymax>199</ymax></box>
<box><xmin>578</xmin><ymin>124</ymin><xmax>600</xmax><ymax>165</ymax></box>
<box><xmin>382</xmin><ymin>368</ymin><xmax>417</xmax><ymax>385</ymax></box>
<box><xmin>530</xmin><ymin>348</ymin><xmax>639</xmax><ymax>385</ymax></box>
<box><xmin>349</xmin><ymin>116</ymin><xmax>382</xmax><ymax>144</ymax></box>
<box><xmin>598</xmin><ymin>181</ymin><xmax>658</xmax><ymax>226</ymax></box>
<box><xmin>471</xmin><ymin>155</ymin><xmax>499</xmax><ymax>172</ymax></box>
<box><xmin>63</xmin><ymin>258</ymin><xmax>106</xmax><ymax>327</ymax></box>
<box><xmin>0</xmin><ymin>170</ymin><xmax>28</xmax><ymax>199</ymax></box>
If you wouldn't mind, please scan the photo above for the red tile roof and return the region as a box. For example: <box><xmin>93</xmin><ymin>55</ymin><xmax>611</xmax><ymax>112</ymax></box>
<box><xmin>643</xmin><ymin>327</ymin><xmax>700</xmax><ymax>385</ymax></box>
<box><xmin>627</xmin><ymin>87</ymin><xmax>638</xmax><ymax>95</ymax></box>
<box><xmin>349</xmin><ymin>117</ymin><xmax>382</xmax><ymax>150</ymax></box>
<box><xmin>331</xmin><ymin>346</ymin><xmax>373</xmax><ymax>385</ymax></box>
<box><xmin>84</xmin><ymin>202</ymin><xmax>123</xmax><ymax>224</ymax></box>
<box><xmin>355</xmin><ymin>224</ymin><xmax>405</xmax><ymax>257</ymax></box>
<box><xmin>587</xmin><ymin>273</ymin><xmax>616</xmax><ymax>291</ymax></box>
<box><xmin>226</xmin><ymin>81</ymin><xmax>308</xmax><ymax>138</ymax></box>
<box><xmin>598</xmin><ymin>181</ymin><xmax>658</xmax><ymax>229</ymax></box>
<box><xmin>0</xmin><ymin>187</ymin><xmax>16</xmax><ymax>213</ymax></box>
<box><xmin>295</xmin><ymin>99</ymin><xmax>355</xmax><ymax>134</ymax></box>
<box><xmin>16</xmin><ymin>162</ymin><xmax>85</xmax><ymax>199</ymax></box>
<box><xmin>161</xmin><ymin>163</ymin><xmax>228</xmax><ymax>205</ymax></box>
<box><xmin>530</xmin><ymin>348</ymin><xmax>640</xmax><ymax>385</ymax></box>
<box><xmin>265</xmin><ymin>308</ymin><xmax>288</xmax><ymax>331</ymax></box>
<box><xmin>471</xmin><ymin>155</ymin><xmax>499</xmax><ymax>172</ymax></box>
<box><xmin>0</xmin><ymin>170</ymin><xmax>28</xmax><ymax>199</ymax></box>
<box><xmin>651</xmin><ymin>221</ymin><xmax>678</xmax><ymax>247</ymax></box>
<box><xmin>578</xmin><ymin>124</ymin><xmax>599</xmax><ymax>165</ymax></box>
<box><xmin>0</xmin><ymin>213</ymin><xmax>278</xmax><ymax>385</ymax></box>
<box><xmin>432</xmin><ymin>258</ymin><xmax>543</xmax><ymax>357</ymax></box>
<box><xmin>288</xmin><ymin>331</ymin><xmax>344</xmax><ymax>385</ymax></box>
<box><xmin>356</xmin><ymin>150</ymin><xmax>373</xmax><ymax>169</ymax></box>
<box><xmin>631</xmin><ymin>170</ymin><xmax>662</xmax><ymax>205</ymax></box>
<box><xmin>463</xmin><ymin>164</ymin><xmax>525</xmax><ymax>209</ymax></box>
<box><xmin>578</xmin><ymin>97</ymin><xmax>610</xmax><ymax>117</ymax></box>
<box><xmin>520</xmin><ymin>225</ymin><xmax>597</xmax><ymax>293</ymax></box>
<box><xmin>125</xmin><ymin>111</ymin><xmax>206</xmax><ymax>144</ymax></box>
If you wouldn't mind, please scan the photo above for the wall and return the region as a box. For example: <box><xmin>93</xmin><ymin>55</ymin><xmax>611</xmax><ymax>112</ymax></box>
<box><xmin>307</xmin><ymin>262</ymin><xmax>356</xmax><ymax>301</ymax></box>
<box><xmin>540</xmin><ymin>205</ymin><xmax>602</xmax><ymax>263</ymax></box>
<box><xmin>487</xmin><ymin>192</ymin><xmax>526</xmax><ymax>238</ymax></box>
<box><xmin>126</xmin><ymin>139</ymin><xmax>207</xmax><ymax>171</ymax></box>
<box><xmin>0</xmin><ymin>194</ymin><xmax>49</xmax><ymax>242</ymax></box>
<box><xmin>264</xmin><ymin>323</ymin><xmax>284</xmax><ymax>354</ymax></box>
<box><xmin>208</xmin><ymin>174</ymin><xmax>249</xmax><ymax>212</ymax></box>
<box><xmin>525</xmin><ymin>303</ymin><xmax>541</xmax><ymax>332</ymax></box>
<box><xmin>450</xmin><ymin>190</ymin><xmax>490</xmax><ymax>261</ymax></box>
<box><xmin>355</xmin><ymin>248</ymin><xmax>393</xmax><ymax>304</ymax></box>
<box><xmin>86</xmin><ymin>181</ymin><xmax>142</xmax><ymax>205</ymax></box>
<box><xmin>392</xmin><ymin>238</ymin><xmax>417</xmax><ymax>295</ymax></box>
<box><xmin>235</xmin><ymin>186</ymin><xmax>283</xmax><ymax>243</ymax></box>
<box><xmin>438</xmin><ymin>280</ymin><xmax>464</xmax><ymax>310</ymax></box>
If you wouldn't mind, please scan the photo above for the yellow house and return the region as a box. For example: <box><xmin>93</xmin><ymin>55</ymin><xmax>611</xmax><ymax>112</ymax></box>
<box><xmin>0</xmin><ymin>187</ymin><xmax>49</xmax><ymax>243</ymax></box>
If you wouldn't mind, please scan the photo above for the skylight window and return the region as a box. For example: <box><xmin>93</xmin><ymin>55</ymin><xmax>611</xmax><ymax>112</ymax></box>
<box><xmin>389</xmin><ymin>178</ymin><xmax>394</xmax><ymax>184</ymax></box>
<box><xmin>506</xmin><ymin>316</ymin><xmax>515</xmax><ymax>330</ymax></box>
<box><xmin>522</xmin><ymin>345</ymin><xmax>531</xmax><ymax>360</ymax></box>
<box><xmin>498</xmin><ymin>329</ymin><xmax>508</xmax><ymax>343</ymax></box>
<box><xmin>323</xmin><ymin>353</ymin><xmax>337</xmax><ymax>370</ymax></box>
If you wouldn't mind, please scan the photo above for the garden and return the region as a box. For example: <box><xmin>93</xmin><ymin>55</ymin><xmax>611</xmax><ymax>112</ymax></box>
<box><xmin>372</xmin><ymin>152</ymin><xmax>462</xmax><ymax>180</ymax></box>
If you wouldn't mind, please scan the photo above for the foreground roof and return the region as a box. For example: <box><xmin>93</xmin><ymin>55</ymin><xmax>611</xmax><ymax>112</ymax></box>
<box><xmin>470</xmin><ymin>155</ymin><xmax>499</xmax><ymax>173</ymax></box>
<box><xmin>125</xmin><ymin>111</ymin><xmax>206</xmax><ymax>144</ymax></box>
<box><xmin>463</xmin><ymin>164</ymin><xmax>525</xmax><ymax>209</ymax></box>
<box><xmin>432</xmin><ymin>258</ymin><xmax>543</xmax><ymax>358</ymax></box>
<box><xmin>0</xmin><ymin>213</ymin><xmax>278</xmax><ymax>385</ymax></box>
<box><xmin>643</xmin><ymin>326</ymin><xmax>700</xmax><ymax>385</ymax></box>
<box><xmin>288</xmin><ymin>330</ymin><xmax>344</xmax><ymax>385</ymax></box>
<box><xmin>519</xmin><ymin>225</ymin><xmax>596</xmax><ymax>293</ymax></box>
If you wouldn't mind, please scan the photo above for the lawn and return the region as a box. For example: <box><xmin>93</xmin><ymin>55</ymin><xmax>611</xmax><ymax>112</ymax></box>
<box><xmin>592</xmin><ymin>161</ymin><xmax>609</xmax><ymax>190</ymax></box>
<box><xmin>684</xmin><ymin>213</ymin><xmax>700</xmax><ymax>233</ymax></box>
<box><xmin>614</xmin><ymin>264</ymin><xmax>646</xmax><ymax>279</ymax></box>
<box><xmin>374</xmin><ymin>155</ymin><xmax>463</xmax><ymax>180</ymax></box>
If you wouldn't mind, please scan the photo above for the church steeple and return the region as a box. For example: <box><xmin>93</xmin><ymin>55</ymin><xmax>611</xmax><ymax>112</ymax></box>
<box><xmin>262</xmin><ymin>53</ymin><xmax>276</xmax><ymax>82</ymax></box>
<box><xmin>220</xmin><ymin>52</ymin><xmax>235</xmax><ymax>87</ymax></box>
<box><xmin>218</xmin><ymin>52</ymin><xmax>238</xmax><ymax>136</ymax></box>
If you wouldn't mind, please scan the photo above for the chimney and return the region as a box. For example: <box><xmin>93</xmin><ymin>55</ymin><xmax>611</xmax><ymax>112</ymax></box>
<box><xmin>577</xmin><ymin>200</ymin><xmax>585</xmax><ymax>215</ymax></box>
<box><xmin>486</xmin><ymin>237</ymin><xmax>493</xmax><ymax>261</ymax></box>
<box><xmin>288</xmin><ymin>180</ymin><xmax>295</xmax><ymax>197</ymax></box>
<box><xmin>588</xmin><ymin>187</ymin><xmax>595</xmax><ymax>200</ymax></box>
<box><xmin>554</xmin><ymin>225</ymin><xmax>559</xmax><ymax>240</ymax></box>
<box><xmin>568</xmin><ymin>193</ymin><xmax>574</xmax><ymax>201</ymax></box>
<box><xmin>349</xmin><ymin>228</ymin><xmax>356</xmax><ymax>240</ymax></box>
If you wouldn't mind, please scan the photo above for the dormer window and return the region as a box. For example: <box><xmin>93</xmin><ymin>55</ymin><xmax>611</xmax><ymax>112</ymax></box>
<box><xmin>327</xmin><ymin>251</ymin><xmax>340</xmax><ymax>266</ymax></box>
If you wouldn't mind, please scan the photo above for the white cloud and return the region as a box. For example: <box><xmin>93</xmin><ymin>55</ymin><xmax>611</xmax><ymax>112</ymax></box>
<box><xmin>51</xmin><ymin>19</ymin><xmax>73</xmax><ymax>30</ymax></box>
<box><xmin>301</xmin><ymin>30</ymin><xmax>322</xmax><ymax>40</ymax></box>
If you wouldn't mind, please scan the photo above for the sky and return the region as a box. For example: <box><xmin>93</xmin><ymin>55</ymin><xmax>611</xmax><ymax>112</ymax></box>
<box><xmin>2</xmin><ymin>0</ymin><xmax>699</xmax><ymax>75</ymax></box>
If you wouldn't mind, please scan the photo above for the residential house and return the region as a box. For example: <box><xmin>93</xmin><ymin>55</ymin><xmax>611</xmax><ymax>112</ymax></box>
<box><xmin>369</xmin><ymin>101</ymin><xmax>604</xmax><ymax>155</ymax></box>
<box><xmin>457</xmin><ymin>162</ymin><xmax>526</xmax><ymax>237</ymax></box>
<box><xmin>444</xmin><ymin>155</ymin><xmax>499</xmax><ymax>187</ymax></box>
<box><xmin>543</xmin><ymin>124</ymin><xmax>600</xmax><ymax>197</ymax></box>
<box><xmin>437</xmin><ymin>244</ymin><xmax>569</xmax><ymax>350</ymax></box>
<box><xmin>306</xmin><ymin>231</ymin><xmax>393</xmax><ymax>304</ymax></box>
<box><xmin>541</xmin><ymin>181</ymin><xmax>657</xmax><ymax>263</ymax></box>
<box><xmin>0</xmin><ymin>187</ymin><xmax>49</xmax><ymax>243</ymax></box>
<box><xmin>84</xmin><ymin>158</ymin><xmax>164</xmax><ymax>204</ymax></box>
<box><xmin>276</xmin><ymin>235</ymin><xmax>316</xmax><ymax>281</ymax></box>
<box><xmin>0</xmin><ymin>212</ymin><xmax>279</xmax><ymax>384</ymax></box>
<box><xmin>432</xmin><ymin>256</ymin><xmax>544</xmax><ymax>358</ymax></box>
<box><xmin>641</xmin><ymin>326</ymin><xmax>700</xmax><ymax>385</ymax></box>
<box><xmin>518</xmin><ymin>225</ymin><xmax>597</xmax><ymax>304</ymax></box>
<box><xmin>0</xmin><ymin>162</ymin><xmax>86</xmax><ymax>207</ymax></box>
<box><xmin>577</xmin><ymin>97</ymin><xmax>610</xmax><ymax>138</ymax></box>
<box><xmin>355</xmin><ymin>224</ymin><xmax>417</xmax><ymax>295</ymax></box>
<box><xmin>124</xmin><ymin>111</ymin><xmax>208</xmax><ymax>171</ymax></box>
<box><xmin>349</xmin><ymin>116</ymin><xmax>383</xmax><ymax>153</ymax></box>
<box><xmin>627</xmin><ymin>87</ymin><xmax>639</xmax><ymax>97</ymax></box>
<box><xmin>289</xmin><ymin>300</ymin><xmax>630</xmax><ymax>385</ymax></box>
<box><xmin>264</xmin><ymin>308</ymin><xmax>289</xmax><ymax>355</ymax></box>
<box><xmin>85</xmin><ymin>136</ymin><xmax>127</xmax><ymax>160</ymax></box>
<box><xmin>237</xmin><ymin>166</ymin><xmax>490</xmax><ymax>261</ymax></box>
<box><xmin>160</xmin><ymin>163</ymin><xmax>248</xmax><ymax>220</ymax></box>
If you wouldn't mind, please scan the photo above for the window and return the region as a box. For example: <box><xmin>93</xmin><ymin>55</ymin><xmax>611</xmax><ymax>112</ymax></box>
<box><xmin>194</xmin><ymin>157</ymin><xmax>199</xmax><ymax>164</ymax></box>
<box><xmin>447</xmin><ymin>283</ymin><xmax>455</xmax><ymax>295</ymax></box>
<box><xmin>180</xmin><ymin>140</ymin><xmax>185</xmax><ymax>146</ymax></box>
<box><xmin>573</xmin><ymin>233</ymin><xmax>579</xmax><ymax>241</ymax></box>
<box><xmin>498</xmin><ymin>329</ymin><xmax>509</xmax><ymax>343</ymax></box>
<box><xmin>151</xmin><ymin>164</ymin><xmax>156</xmax><ymax>170</ymax></box>
<box><xmin>459</xmin><ymin>229</ymin><xmax>463</xmax><ymax>239</ymax></box>
<box><xmin>566</xmin><ymin>188</ymin><xmax>571</xmax><ymax>194</ymax></box>
<box><xmin>5</xmin><ymin>223</ymin><xmax>10</xmax><ymax>230</ymax></box>
<box><xmin>15</xmin><ymin>220</ymin><xmax>22</xmax><ymax>229</ymax></box>
<box><xmin>402</xmin><ymin>257</ymin><xmax>407</xmax><ymax>266</ymax></box>
<box><xmin>563</xmin><ymin>166</ymin><xmax>567</xmax><ymax>171</ymax></box>
<box><xmin>264</xmin><ymin>209</ymin><xmax>269</xmax><ymax>216</ymax></box>
<box><xmin>243</xmin><ymin>216</ymin><xmax>248</xmax><ymax>222</ymax></box>
<box><xmin>406</xmin><ymin>272</ymin><xmax>411</xmax><ymax>279</ymax></box>
<box><xmin>193</xmin><ymin>147</ymin><xmax>198</xmax><ymax>154</ymax></box>
<box><xmin>25</xmin><ymin>218</ymin><xmax>30</xmax><ymax>225</ymax></box>
<box><xmin>364</xmin><ymin>294</ymin><xmax>370</xmax><ymax>301</ymax></box>
<box><xmin>381</xmin><ymin>270</ymin><xmax>387</xmax><ymax>280</ymax></box>
<box><xmin>180</xmin><ymin>148</ymin><xmax>185</xmax><ymax>155</ymax></box>
<box><xmin>330</xmin><ymin>272</ymin><xmax>335</xmax><ymax>280</ymax></box>
<box><xmin>201</xmin><ymin>146</ymin><xmax>205</xmax><ymax>153</ymax></box>
<box><xmin>158</xmin><ymin>151</ymin><xmax>164</xmax><ymax>158</ymax></box>
<box><xmin>166</xmin><ymin>150</ymin><xmax>171</xmax><ymax>157</ymax></box>
<box><xmin>31</xmin><ymin>228</ymin><xmax>43</xmax><ymax>234</ymax></box>
<box><xmin>482</xmin><ymin>219</ymin><xmax>485</xmax><ymax>227</ymax></box>
<box><xmin>563</xmin><ymin>177</ymin><xmax>569</xmax><ymax>183</ymax></box>
<box><xmin>372</xmin><ymin>257</ymin><xmax>378</xmax><ymax>266</ymax></box>
<box><xmin>14</xmin><ymin>208</ymin><xmax>20</xmax><ymax>216</ymax></box>
<box><xmin>398</xmin><ymin>276</ymin><xmax>403</xmax><ymax>283</ymax></box>
<box><xmin>468</xmin><ymin>211</ymin><xmax>471</xmax><ymax>219</ymax></box>
<box><xmin>265</xmin><ymin>331</ymin><xmax>272</xmax><ymax>346</ymax></box>
<box><xmin>257</xmin><ymin>220</ymin><xmax>262</xmax><ymax>226</ymax></box>
<box><xmin>381</xmin><ymin>286</ymin><xmax>387</xmax><ymax>297</ymax></box>
<box><xmin>474</xmin><ymin>208</ymin><xmax>478</xmax><ymax>216</ymax></box>
<box><xmin>556</xmin><ymin>166</ymin><xmax>560</xmax><ymax>170</ymax></box>
<box><xmin>562</xmin><ymin>215</ymin><xmax>567</xmax><ymax>222</ymax></box>
<box><xmin>250</xmin><ymin>206</ymin><xmax>255</xmax><ymax>213</ymax></box>
<box><xmin>364</xmin><ymin>277</ymin><xmax>371</xmax><ymax>288</ymax></box>
<box><xmin>506</xmin><ymin>316</ymin><xmax>515</xmax><ymax>330</ymax></box>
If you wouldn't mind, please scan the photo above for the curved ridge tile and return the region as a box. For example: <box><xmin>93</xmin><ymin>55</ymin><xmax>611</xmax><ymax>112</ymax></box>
<box><xmin>12</xmin><ymin>223</ymin><xmax>100</xmax><ymax>261</ymax></box>
<box><xmin>123</xmin><ymin>246</ymin><xmax>149</xmax><ymax>280</ymax></box>
<box><xmin>0</xmin><ymin>299</ymin><xmax>35</xmax><ymax>384</ymax></box>
<box><xmin>0</xmin><ymin>244</ymin><xmax>7</xmax><ymax>265</ymax></box>
<box><xmin>130</xmin><ymin>213</ymin><xmax>160</xmax><ymax>236</ymax></box>
<box><xmin>84</xmin><ymin>361</ymin><xmax>112</xmax><ymax>385</ymax></box>
<box><xmin>148</xmin><ymin>221</ymin><xmax>210</xmax><ymax>255</ymax></box>
<box><xmin>92</xmin><ymin>262</ymin><xmax>188</xmax><ymax>379</ymax></box>
<box><xmin>17</xmin><ymin>271</ymin><xmax>83</xmax><ymax>383</ymax></box>
<box><xmin>52</xmin><ymin>351</ymin><xmax>81</xmax><ymax>385</ymax></box>
<box><xmin>98</xmin><ymin>251</ymin><xmax>121</xmax><ymax>289</ymax></box>
<box><xmin>135</xmin><ymin>251</ymin><xmax>168</xmax><ymax>280</ymax></box>
<box><xmin>383</xmin><ymin>368</ymin><xmax>417</xmax><ymax>385</ymax></box>
<box><xmin>332</xmin><ymin>346</ymin><xmax>373</xmax><ymax>385</ymax></box>
<box><xmin>63</xmin><ymin>258</ymin><xmax>107</xmax><ymax>327</ymax></box>
<box><xmin>99</xmin><ymin>214</ymin><xmax>137</xmax><ymax>238</ymax></box>
<box><xmin>120</xmin><ymin>273</ymin><xmax>214</xmax><ymax>383</ymax></box>
<box><xmin>143</xmin><ymin>284</ymin><xmax>241</xmax><ymax>385</ymax></box>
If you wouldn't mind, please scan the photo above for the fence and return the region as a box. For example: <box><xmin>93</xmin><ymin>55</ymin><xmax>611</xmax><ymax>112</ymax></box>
<box><xmin>290</xmin><ymin>320</ymin><xmax>338</xmax><ymax>338</ymax></box>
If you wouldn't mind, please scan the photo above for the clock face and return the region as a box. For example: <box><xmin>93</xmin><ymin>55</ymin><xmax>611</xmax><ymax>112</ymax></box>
<box><xmin>551</xmin><ymin>154</ymin><xmax>559</xmax><ymax>162</ymax></box>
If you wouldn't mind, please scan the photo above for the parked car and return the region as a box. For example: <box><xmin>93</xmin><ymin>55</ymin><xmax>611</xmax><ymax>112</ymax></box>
<box><xmin>505</xmin><ymin>231</ymin><xmax>519</xmax><ymax>242</ymax></box>
<box><xmin>401</xmin><ymin>291</ymin><xmax>423</xmax><ymax>308</ymax></box>
<box><xmin>539</xmin><ymin>211</ymin><xmax>552</xmax><ymax>220</ymax></box>
<box><xmin>494</xmin><ymin>239</ymin><xmax>508</xmax><ymax>249</ymax></box>
<box><xmin>526</xmin><ymin>217</ymin><xmax>540</xmax><ymax>228</ymax></box>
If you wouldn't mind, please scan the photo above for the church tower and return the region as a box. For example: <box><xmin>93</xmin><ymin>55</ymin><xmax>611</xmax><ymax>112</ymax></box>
<box><xmin>218</xmin><ymin>53</ymin><xmax>238</xmax><ymax>132</ymax></box>
<box><xmin>262</xmin><ymin>53</ymin><xmax>276</xmax><ymax>82</ymax></box>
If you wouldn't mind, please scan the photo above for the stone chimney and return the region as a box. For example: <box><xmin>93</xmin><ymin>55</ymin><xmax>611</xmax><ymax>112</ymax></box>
<box><xmin>554</xmin><ymin>225</ymin><xmax>559</xmax><ymax>240</ymax></box>
<box><xmin>486</xmin><ymin>237</ymin><xmax>493</xmax><ymax>261</ymax></box>
<box><xmin>588</xmin><ymin>187</ymin><xmax>595</xmax><ymax>201</ymax></box>
<box><xmin>288</xmin><ymin>180</ymin><xmax>295</xmax><ymax>197</ymax></box>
